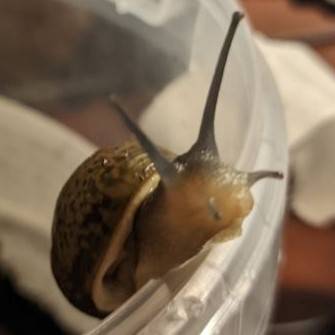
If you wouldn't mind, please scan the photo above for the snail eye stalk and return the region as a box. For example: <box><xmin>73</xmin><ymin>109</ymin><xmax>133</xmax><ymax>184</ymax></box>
<box><xmin>180</xmin><ymin>12</ymin><xmax>244</xmax><ymax>162</ymax></box>
<box><xmin>247</xmin><ymin>170</ymin><xmax>284</xmax><ymax>186</ymax></box>
<box><xmin>110</xmin><ymin>96</ymin><xmax>178</xmax><ymax>184</ymax></box>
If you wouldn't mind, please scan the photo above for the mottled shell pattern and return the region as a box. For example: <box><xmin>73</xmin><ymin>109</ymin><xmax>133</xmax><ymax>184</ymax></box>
<box><xmin>51</xmin><ymin>141</ymin><xmax>161</xmax><ymax>316</ymax></box>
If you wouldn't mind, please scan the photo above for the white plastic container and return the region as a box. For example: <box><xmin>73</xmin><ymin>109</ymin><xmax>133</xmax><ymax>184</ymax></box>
<box><xmin>0</xmin><ymin>0</ymin><xmax>287</xmax><ymax>334</ymax></box>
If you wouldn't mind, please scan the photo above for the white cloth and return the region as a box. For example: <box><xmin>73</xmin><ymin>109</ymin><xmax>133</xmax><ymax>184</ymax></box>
<box><xmin>256</xmin><ymin>35</ymin><xmax>335</xmax><ymax>225</ymax></box>
<box><xmin>0</xmin><ymin>98</ymin><xmax>98</xmax><ymax>333</ymax></box>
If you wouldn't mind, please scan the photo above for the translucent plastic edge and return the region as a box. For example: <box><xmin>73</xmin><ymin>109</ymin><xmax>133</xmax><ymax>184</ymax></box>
<box><xmin>136</xmin><ymin>4</ymin><xmax>288</xmax><ymax>332</ymax></box>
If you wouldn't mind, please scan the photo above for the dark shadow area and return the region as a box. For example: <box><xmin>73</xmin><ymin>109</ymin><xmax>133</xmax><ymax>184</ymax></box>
<box><xmin>292</xmin><ymin>0</ymin><xmax>335</xmax><ymax>14</ymax></box>
<box><xmin>269</xmin><ymin>287</ymin><xmax>335</xmax><ymax>334</ymax></box>
<box><xmin>0</xmin><ymin>267</ymin><xmax>74</xmax><ymax>335</ymax></box>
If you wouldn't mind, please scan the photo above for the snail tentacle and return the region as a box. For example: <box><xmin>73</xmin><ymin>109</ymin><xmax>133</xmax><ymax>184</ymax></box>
<box><xmin>110</xmin><ymin>95</ymin><xmax>178</xmax><ymax>184</ymax></box>
<box><xmin>247</xmin><ymin>170</ymin><xmax>284</xmax><ymax>186</ymax></box>
<box><xmin>181</xmin><ymin>12</ymin><xmax>244</xmax><ymax>162</ymax></box>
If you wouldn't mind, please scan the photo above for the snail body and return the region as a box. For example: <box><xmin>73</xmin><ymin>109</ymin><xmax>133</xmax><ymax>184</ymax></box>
<box><xmin>51</xmin><ymin>12</ymin><xmax>283</xmax><ymax>317</ymax></box>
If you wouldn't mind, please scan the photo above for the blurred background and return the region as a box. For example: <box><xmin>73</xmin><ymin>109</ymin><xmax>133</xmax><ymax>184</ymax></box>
<box><xmin>0</xmin><ymin>0</ymin><xmax>334</xmax><ymax>334</ymax></box>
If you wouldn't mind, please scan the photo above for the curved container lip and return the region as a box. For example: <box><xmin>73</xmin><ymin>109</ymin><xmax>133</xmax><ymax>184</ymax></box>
<box><xmin>86</xmin><ymin>2</ymin><xmax>288</xmax><ymax>335</ymax></box>
<box><xmin>143</xmin><ymin>47</ymin><xmax>288</xmax><ymax>334</ymax></box>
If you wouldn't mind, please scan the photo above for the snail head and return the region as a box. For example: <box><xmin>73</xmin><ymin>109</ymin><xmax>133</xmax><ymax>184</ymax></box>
<box><xmin>110</xmin><ymin>11</ymin><xmax>283</xmax><ymax>286</ymax></box>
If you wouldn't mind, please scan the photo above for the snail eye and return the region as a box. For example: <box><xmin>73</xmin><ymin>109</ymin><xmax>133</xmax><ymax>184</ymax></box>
<box><xmin>208</xmin><ymin>197</ymin><xmax>222</xmax><ymax>221</ymax></box>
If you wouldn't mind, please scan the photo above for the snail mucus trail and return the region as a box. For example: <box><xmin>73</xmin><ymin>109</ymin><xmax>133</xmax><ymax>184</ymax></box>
<box><xmin>51</xmin><ymin>12</ymin><xmax>283</xmax><ymax>318</ymax></box>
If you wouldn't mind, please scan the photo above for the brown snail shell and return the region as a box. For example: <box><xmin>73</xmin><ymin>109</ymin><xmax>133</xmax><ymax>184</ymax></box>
<box><xmin>51</xmin><ymin>142</ymin><xmax>165</xmax><ymax>316</ymax></box>
<box><xmin>51</xmin><ymin>12</ymin><xmax>283</xmax><ymax>317</ymax></box>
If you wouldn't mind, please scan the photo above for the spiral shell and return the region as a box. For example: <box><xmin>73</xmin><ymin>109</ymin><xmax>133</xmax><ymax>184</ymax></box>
<box><xmin>51</xmin><ymin>141</ymin><xmax>161</xmax><ymax>316</ymax></box>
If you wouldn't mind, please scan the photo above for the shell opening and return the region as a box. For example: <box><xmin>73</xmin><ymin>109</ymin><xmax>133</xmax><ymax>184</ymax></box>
<box><xmin>91</xmin><ymin>174</ymin><xmax>160</xmax><ymax>313</ymax></box>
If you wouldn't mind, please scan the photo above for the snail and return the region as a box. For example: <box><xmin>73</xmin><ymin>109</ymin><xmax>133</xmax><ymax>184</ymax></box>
<box><xmin>51</xmin><ymin>12</ymin><xmax>283</xmax><ymax>318</ymax></box>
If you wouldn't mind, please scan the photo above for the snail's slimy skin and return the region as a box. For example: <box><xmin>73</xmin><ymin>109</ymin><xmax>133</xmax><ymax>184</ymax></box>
<box><xmin>134</xmin><ymin>166</ymin><xmax>254</xmax><ymax>288</ymax></box>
